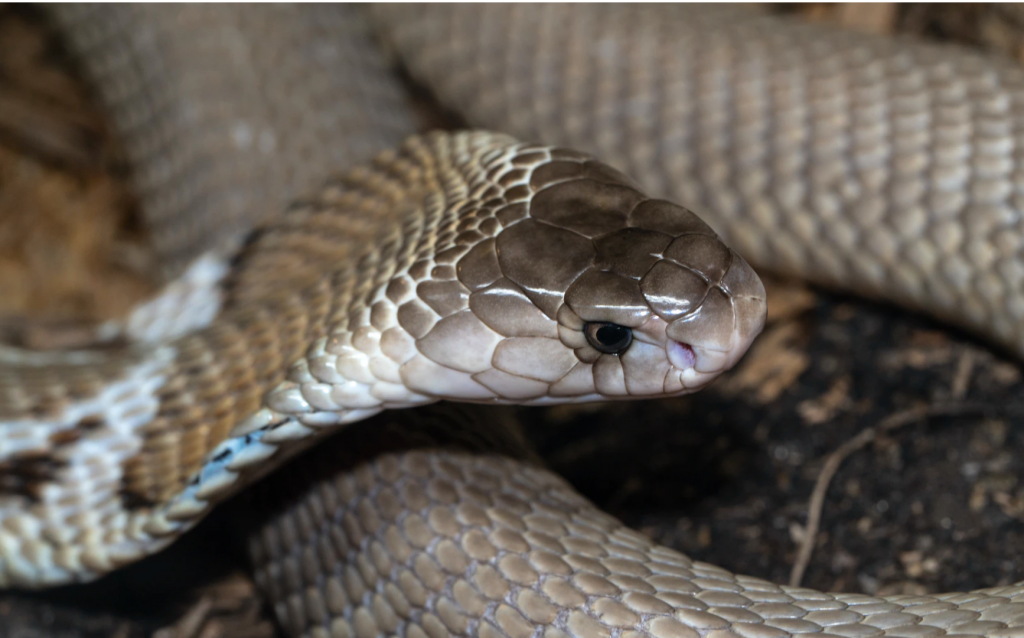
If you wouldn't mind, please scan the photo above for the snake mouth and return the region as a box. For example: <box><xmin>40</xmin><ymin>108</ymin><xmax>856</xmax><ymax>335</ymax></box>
<box><xmin>667</xmin><ymin>339</ymin><xmax>696</xmax><ymax>370</ymax></box>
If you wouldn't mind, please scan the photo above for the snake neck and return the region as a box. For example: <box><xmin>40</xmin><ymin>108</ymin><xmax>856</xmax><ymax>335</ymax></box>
<box><xmin>125</xmin><ymin>132</ymin><xmax>524</xmax><ymax>509</ymax></box>
<box><xmin>0</xmin><ymin>132</ymin><xmax>529</xmax><ymax>587</ymax></box>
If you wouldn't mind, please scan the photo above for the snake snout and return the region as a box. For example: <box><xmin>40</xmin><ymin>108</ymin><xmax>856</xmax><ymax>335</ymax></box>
<box><xmin>617</xmin><ymin>203</ymin><xmax>766</xmax><ymax>389</ymax></box>
<box><xmin>665</xmin><ymin>250</ymin><xmax>766</xmax><ymax>375</ymax></box>
<box><xmin>666</xmin><ymin>339</ymin><xmax>697</xmax><ymax>370</ymax></box>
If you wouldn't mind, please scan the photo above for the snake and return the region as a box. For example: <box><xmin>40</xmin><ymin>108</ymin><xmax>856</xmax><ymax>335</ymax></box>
<box><xmin>2</xmin><ymin>3</ymin><xmax>1024</xmax><ymax>637</ymax></box>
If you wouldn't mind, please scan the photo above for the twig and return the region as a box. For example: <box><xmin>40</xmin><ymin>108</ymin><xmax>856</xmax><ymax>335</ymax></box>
<box><xmin>951</xmin><ymin>350</ymin><xmax>976</xmax><ymax>401</ymax></box>
<box><xmin>788</xmin><ymin>402</ymin><xmax>984</xmax><ymax>587</ymax></box>
<box><xmin>153</xmin><ymin>595</ymin><xmax>213</xmax><ymax>638</ymax></box>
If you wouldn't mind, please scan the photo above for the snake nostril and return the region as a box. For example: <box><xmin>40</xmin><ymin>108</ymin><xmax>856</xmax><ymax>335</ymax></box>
<box><xmin>667</xmin><ymin>340</ymin><xmax>696</xmax><ymax>370</ymax></box>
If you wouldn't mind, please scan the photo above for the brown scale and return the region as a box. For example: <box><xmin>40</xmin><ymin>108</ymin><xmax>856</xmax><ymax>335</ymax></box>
<box><xmin>112</xmin><ymin>133</ymin><xmax>536</xmax><ymax>507</ymax></box>
<box><xmin>0</xmin><ymin>349</ymin><xmax>150</xmax><ymax>419</ymax></box>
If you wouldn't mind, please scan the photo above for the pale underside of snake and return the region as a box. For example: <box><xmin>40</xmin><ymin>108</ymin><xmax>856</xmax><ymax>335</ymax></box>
<box><xmin>2</xmin><ymin>4</ymin><xmax>1024</xmax><ymax>638</ymax></box>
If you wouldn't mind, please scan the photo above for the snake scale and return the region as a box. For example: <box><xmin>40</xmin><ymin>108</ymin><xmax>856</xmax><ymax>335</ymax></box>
<box><xmin>2</xmin><ymin>4</ymin><xmax>1024</xmax><ymax>638</ymax></box>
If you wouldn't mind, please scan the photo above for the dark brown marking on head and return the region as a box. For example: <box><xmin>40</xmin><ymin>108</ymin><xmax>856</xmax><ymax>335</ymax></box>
<box><xmin>529</xmin><ymin>161</ymin><xmax>584</xmax><ymax>190</ymax></box>
<box><xmin>512</xmin><ymin>152</ymin><xmax>548</xmax><ymax>166</ymax></box>
<box><xmin>456</xmin><ymin>239</ymin><xmax>502</xmax><ymax>292</ymax></box>
<box><xmin>496</xmin><ymin>219</ymin><xmax>596</xmax><ymax>318</ymax></box>
<box><xmin>583</xmin><ymin>161</ymin><xmax>642</xmax><ymax>189</ymax></box>
<box><xmin>549</xmin><ymin>148</ymin><xmax>591</xmax><ymax>162</ymax></box>
<box><xmin>629</xmin><ymin>200</ymin><xmax>716</xmax><ymax>237</ymax></box>
<box><xmin>664</xmin><ymin>234</ymin><xmax>733</xmax><ymax>285</ymax></box>
<box><xmin>640</xmin><ymin>261</ymin><xmax>711</xmax><ymax>321</ymax></box>
<box><xmin>528</xmin><ymin>179</ymin><xmax>643</xmax><ymax>238</ymax></box>
<box><xmin>496</xmin><ymin>203</ymin><xmax>528</xmax><ymax>226</ymax></box>
<box><xmin>565</xmin><ymin>271</ymin><xmax>652</xmax><ymax>327</ymax></box>
<box><xmin>594</xmin><ymin>228</ymin><xmax>673</xmax><ymax>280</ymax></box>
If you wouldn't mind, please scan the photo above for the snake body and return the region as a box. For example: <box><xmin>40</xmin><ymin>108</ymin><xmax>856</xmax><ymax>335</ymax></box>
<box><xmin>2</xmin><ymin>4</ymin><xmax>1024</xmax><ymax>638</ymax></box>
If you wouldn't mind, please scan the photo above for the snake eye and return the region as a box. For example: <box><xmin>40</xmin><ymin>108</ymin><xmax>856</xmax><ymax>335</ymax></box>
<box><xmin>584</xmin><ymin>322</ymin><xmax>633</xmax><ymax>354</ymax></box>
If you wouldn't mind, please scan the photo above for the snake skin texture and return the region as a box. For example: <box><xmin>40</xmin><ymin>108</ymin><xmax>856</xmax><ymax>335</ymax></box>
<box><xmin>1</xmin><ymin>4</ymin><xmax>1023</xmax><ymax>638</ymax></box>
<box><xmin>251</xmin><ymin>406</ymin><xmax>1024</xmax><ymax>638</ymax></box>
<box><xmin>376</xmin><ymin>4</ymin><xmax>1024</xmax><ymax>359</ymax></box>
<box><xmin>0</xmin><ymin>130</ymin><xmax>765</xmax><ymax>587</ymax></box>
<box><xmin>51</xmin><ymin>4</ymin><xmax>416</xmax><ymax>280</ymax></box>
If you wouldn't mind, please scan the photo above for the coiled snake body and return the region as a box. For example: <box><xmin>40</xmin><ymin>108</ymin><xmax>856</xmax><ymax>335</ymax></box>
<box><xmin>3</xmin><ymin>5</ymin><xmax>1024</xmax><ymax>638</ymax></box>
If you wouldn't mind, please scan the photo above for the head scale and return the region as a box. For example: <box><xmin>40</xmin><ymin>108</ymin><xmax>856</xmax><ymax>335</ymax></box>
<box><xmin>388</xmin><ymin>142</ymin><xmax>767</xmax><ymax>405</ymax></box>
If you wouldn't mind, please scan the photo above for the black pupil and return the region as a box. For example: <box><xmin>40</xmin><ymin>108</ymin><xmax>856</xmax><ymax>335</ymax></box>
<box><xmin>595</xmin><ymin>324</ymin><xmax>629</xmax><ymax>347</ymax></box>
<box><xmin>584</xmin><ymin>322</ymin><xmax>632</xmax><ymax>354</ymax></box>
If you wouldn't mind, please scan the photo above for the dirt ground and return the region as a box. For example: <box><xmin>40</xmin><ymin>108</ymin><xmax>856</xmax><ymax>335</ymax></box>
<box><xmin>2</xmin><ymin>4</ymin><xmax>1024</xmax><ymax>638</ymax></box>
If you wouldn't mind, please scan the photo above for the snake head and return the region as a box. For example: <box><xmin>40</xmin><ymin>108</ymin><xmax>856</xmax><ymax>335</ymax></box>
<box><xmin>383</xmin><ymin>142</ymin><xmax>767</xmax><ymax>406</ymax></box>
<box><xmin>549</xmin><ymin>196</ymin><xmax>767</xmax><ymax>397</ymax></box>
